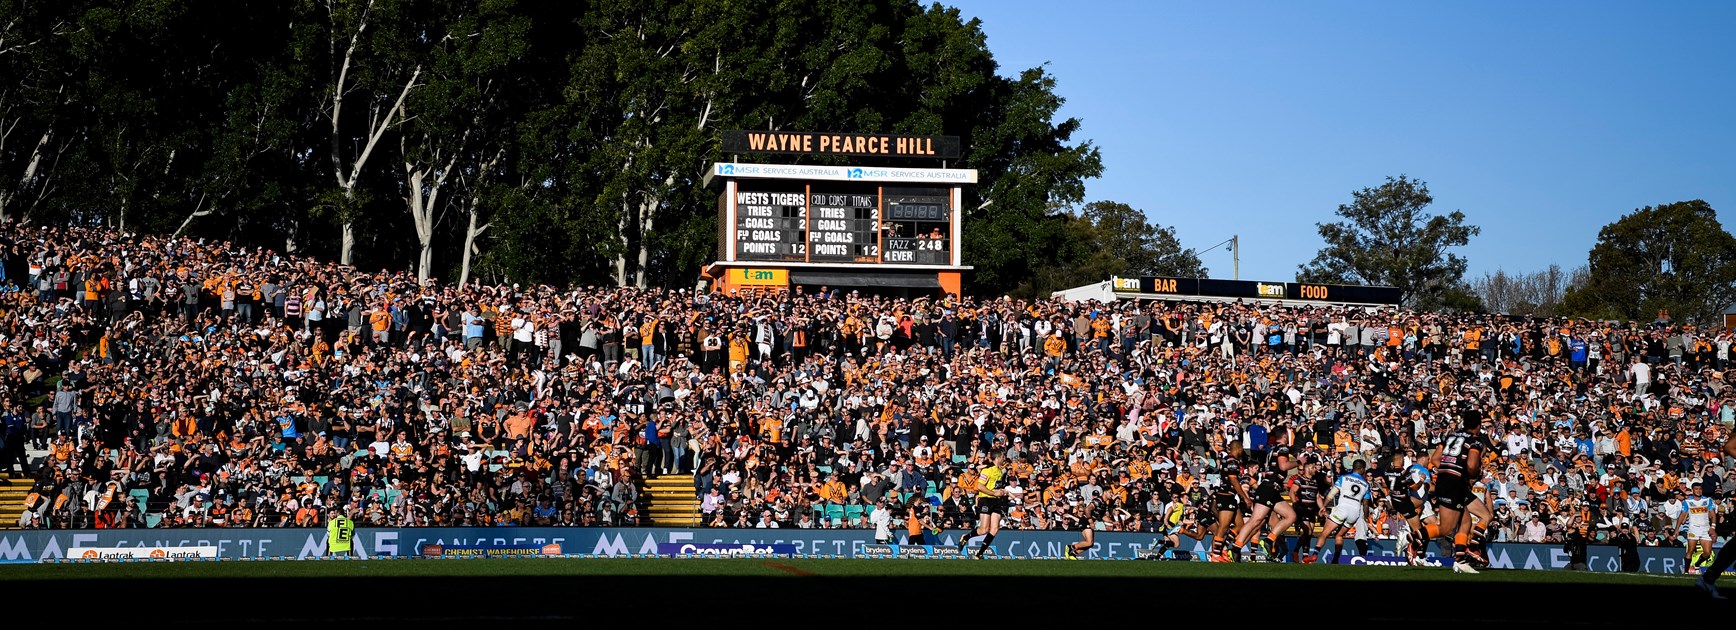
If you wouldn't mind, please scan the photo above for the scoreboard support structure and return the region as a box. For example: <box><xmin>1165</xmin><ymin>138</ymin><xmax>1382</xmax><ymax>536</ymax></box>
<box><xmin>702</xmin><ymin>161</ymin><xmax>975</xmax><ymax>297</ymax></box>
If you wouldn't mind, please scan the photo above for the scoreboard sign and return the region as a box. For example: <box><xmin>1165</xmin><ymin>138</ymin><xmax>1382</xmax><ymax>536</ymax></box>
<box><xmin>723</xmin><ymin>130</ymin><xmax>961</xmax><ymax>159</ymax></box>
<box><xmin>1110</xmin><ymin>276</ymin><xmax>1401</xmax><ymax>305</ymax></box>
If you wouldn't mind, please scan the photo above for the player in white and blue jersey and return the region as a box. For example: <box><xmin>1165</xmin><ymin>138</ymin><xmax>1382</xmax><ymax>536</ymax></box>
<box><xmin>1406</xmin><ymin>462</ymin><xmax>1434</xmax><ymax>502</ymax></box>
<box><xmin>1678</xmin><ymin>483</ymin><xmax>1716</xmax><ymax>575</ymax></box>
<box><xmin>1696</xmin><ymin>432</ymin><xmax>1736</xmax><ymax>598</ymax></box>
<box><xmin>1308</xmin><ymin>458</ymin><xmax>1370</xmax><ymax>565</ymax></box>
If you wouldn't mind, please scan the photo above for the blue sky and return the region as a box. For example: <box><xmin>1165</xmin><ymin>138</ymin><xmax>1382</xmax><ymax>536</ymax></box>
<box><xmin>946</xmin><ymin>1</ymin><xmax>1736</xmax><ymax>282</ymax></box>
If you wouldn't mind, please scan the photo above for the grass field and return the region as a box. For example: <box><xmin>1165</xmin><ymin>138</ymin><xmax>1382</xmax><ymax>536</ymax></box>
<box><xmin>9</xmin><ymin>558</ymin><xmax>1720</xmax><ymax>626</ymax></box>
<box><xmin>0</xmin><ymin>556</ymin><xmax>1697</xmax><ymax>585</ymax></box>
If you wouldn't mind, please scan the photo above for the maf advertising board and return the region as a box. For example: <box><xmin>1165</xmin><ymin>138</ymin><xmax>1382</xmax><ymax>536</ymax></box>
<box><xmin>3</xmin><ymin>528</ymin><xmax>1701</xmax><ymax>574</ymax></box>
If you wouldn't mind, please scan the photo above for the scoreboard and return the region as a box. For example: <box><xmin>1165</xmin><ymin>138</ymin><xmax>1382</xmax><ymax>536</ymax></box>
<box><xmin>726</xmin><ymin>182</ymin><xmax>957</xmax><ymax>266</ymax></box>
<box><xmin>806</xmin><ymin>189</ymin><xmax>878</xmax><ymax>262</ymax></box>
<box><xmin>881</xmin><ymin>190</ymin><xmax>951</xmax><ymax>265</ymax></box>
<box><xmin>707</xmin><ymin>157</ymin><xmax>973</xmax><ymax>297</ymax></box>
<box><xmin>733</xmin><ymin>187</ymin><xmax>807</xmax><ymax>261</ymax></box>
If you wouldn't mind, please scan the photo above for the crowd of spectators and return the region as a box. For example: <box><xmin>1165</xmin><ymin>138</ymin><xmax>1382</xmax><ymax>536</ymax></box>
<box><xmin>2</xmin><ymin>224</ymin><xmax>1733</xmax><ymax>549</ymax></box>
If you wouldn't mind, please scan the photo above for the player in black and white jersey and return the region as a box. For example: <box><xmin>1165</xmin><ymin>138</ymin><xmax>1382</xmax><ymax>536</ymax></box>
<box><xmin>1231</xmin><ymin>435</ymin><xmax>1300</xmax><ymax>561</ymax></box>
<box><xmin>1385</xmin><ymin>450</ymin><xmax>1433</xmax><ymax>565</ymax></box>
<box><xmin>1431</xmin><ymin>409</ymin><xmax>1487</xmax><ymax>574</ymax></box>
<box><xmin>1209</xmin><ymin>443</ymin><xmax>1254</xmax><ymax>563</ymax></box>
<box><xmin>1461</xmin><ymin>466</ymin><xmax>1499</xmax><ymax>568</ymax></box>
<box><xmin>1286</xmin><ymin>457</ymin><xmax>1327</xmax><ymax>563</ymax></box>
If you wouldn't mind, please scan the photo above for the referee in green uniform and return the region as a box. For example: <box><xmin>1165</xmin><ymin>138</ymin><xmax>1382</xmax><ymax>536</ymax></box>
<box><xmin>327</xmin><ymin>507</ymin><xmax>356</xmax><ymax>558</ymax></box>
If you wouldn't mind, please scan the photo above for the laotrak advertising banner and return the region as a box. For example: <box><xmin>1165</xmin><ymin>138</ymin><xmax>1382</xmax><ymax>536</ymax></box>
<box><xmin>66</xmin><ymin>546</ymin><xmax>217</xmax><ymax>561</ymax></box>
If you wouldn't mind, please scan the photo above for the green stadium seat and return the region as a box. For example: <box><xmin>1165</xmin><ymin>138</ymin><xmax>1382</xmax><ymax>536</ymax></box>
<box><xmin>290</xmin><ymin>476</ymin><xmax>306</xmax><ymax>485</ymax></box>
<box><xmin>129</xmin><ymin>489</ymin><xmax>149</xmax><ymax>507</ymax></box>
<box><xmin>145</xmin><ymin>514</ymin><xmax>162</xmax><ymax>528</ymax></box>
<box><xmin>816</xmin><ymin>465</ymin><xmax>832</xmax><ymax>475</ymax></box>
<box><xmin>925</xmin><ymin>481</ymin><xmax>938</xmax><ymax>495</ymax></box>
<box><xmin>824</xmin><ymin>504</ymin><xmax>845</xmax><ymax>523</ymax></box>
<box><xmin>844</xmin><ymin>505</ymin><xmax>864</xmax><ymax>521</ymax></box>
<box><xmin>952</xmin><ymin>455</ymin><xmax>967</xmax><ymax>464</ymax></box>
<box><xmin>313</xmin><ymin>476</ymin><xmax>330</xmax><ymax>488</ymax></box>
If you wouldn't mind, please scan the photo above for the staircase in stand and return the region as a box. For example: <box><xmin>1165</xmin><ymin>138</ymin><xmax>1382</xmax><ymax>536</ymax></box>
<box><xmin>0</xmin><ymin>475</ymin><xmax>31</xmax><ymax>529</ymax></box>
<box><xmin>640</xmin><ymin>474</ymin><xmax>701</xmax><ymax>527</ymax></box>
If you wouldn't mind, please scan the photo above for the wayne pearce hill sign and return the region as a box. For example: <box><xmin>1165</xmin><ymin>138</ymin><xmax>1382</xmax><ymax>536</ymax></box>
<box><xmin>723</xmin><ymin>130</ymin><xmax>960</xmax><ymax>159</ymax></box>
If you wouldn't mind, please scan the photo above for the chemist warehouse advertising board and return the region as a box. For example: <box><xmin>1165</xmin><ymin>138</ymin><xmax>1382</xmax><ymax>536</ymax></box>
<box><xmin>0</xmin><ymin>528</ymin><xmax>1697</xmax><ymax>573</ymax></box>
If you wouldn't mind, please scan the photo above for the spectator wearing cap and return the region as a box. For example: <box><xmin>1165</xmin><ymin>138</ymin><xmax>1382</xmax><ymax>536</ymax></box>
<box><xmin>912</xmin><ymin>435</ymin><xmax>934</xmax><ymax>472</ymax></box>
<box><xmin>818</xmin><ymin>474</ymin><xmax>846</xmax><ymax>506</ymax></box>
<box><xmin>860</xmin><ymin>471</ymin><xmax>891</xmax><ymax>506</ymax></box>
<box><xmin>700</xmin><ymin>486</ymin><xmax>723</xmax><ymax>519</ymax></box>
<box><xmin>897</xmin><ymin>462</ymin><xmax>925</xmax><ymax>502</ymax></box>
<box><xmin>868</xmin><ymin>495</ymin><xmax>893</xmax><ymax>543</ymax></box>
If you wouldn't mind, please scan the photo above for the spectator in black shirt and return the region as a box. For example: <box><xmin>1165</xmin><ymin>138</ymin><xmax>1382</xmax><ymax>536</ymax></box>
<box><xmin>1564</xmin><ymin>524</ymin><xmax>1591</xmax><ymax>570</ymax></box>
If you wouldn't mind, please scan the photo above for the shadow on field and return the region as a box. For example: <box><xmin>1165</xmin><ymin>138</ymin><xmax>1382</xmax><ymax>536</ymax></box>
<box><xmin>12</xmin><ymin>572</ymin><xmax>1725</xmax><ymax>627</ymax></box>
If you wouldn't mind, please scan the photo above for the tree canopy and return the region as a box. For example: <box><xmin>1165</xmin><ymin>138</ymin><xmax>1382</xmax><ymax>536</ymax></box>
<box><xmin>1015</xmin><ymin>200</ymin><xmax>1203</xmax><ymax>297</ymax></box>
<box><xmin>1298</xmin><ymin>175</ymin><xmax>1480</xmax><ymax>310</ymax></box>
<box><xmin>0</xmin><ymin>0</ymin><xmax>1100</xmax><ymax>295</ymax></box>
<box><xmin>1470</xmin><ymin>264</ymin><xmax>1587</xmax><ymax>317</ymax></box>
<box><xmin>1561</xmin><ymin>200</ymin><xmax>1736</xmax><ymax>326</ymax></box>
